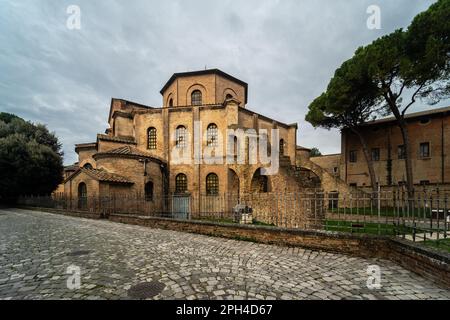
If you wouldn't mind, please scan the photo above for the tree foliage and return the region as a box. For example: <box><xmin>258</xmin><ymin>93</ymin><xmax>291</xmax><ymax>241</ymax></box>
<box><xmin>306</xmin><ymin>0</ymin><xmax>449</xmax><ymax>194</ymax></box>
<box><xmin>0</xmin><ymin>113</ymin><xmax>64</xmax><ymax>200</ymax></box>
<box><xmin>309</xmin><ymin>147</ymin><xmax>322</xmax><ymax>157</ymax></box>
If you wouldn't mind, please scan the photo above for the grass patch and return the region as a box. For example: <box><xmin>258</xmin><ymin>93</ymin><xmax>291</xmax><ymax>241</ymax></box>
<box><xmin>196</xmin><ymin>217</ymin><xmax>236</xmax><ymax>224</ymax></box>
<box><xmin>325</xmin><ymin>220</ymin><xmax>414</xmax><ymax>235</ymax></box>
<box><xmin>252</xmin><ymin>219</ymin><xmax>275</xmax><ymax>227</ymax></box>
<box><xmin>422</xmin><ymin>238</ymin><xmax>450</xmax><ymax>253</ymax></box>
<box><xmin>328</xmin><ymin>207</ymin><xmax>433</xmax><ymax>218</ymax></box>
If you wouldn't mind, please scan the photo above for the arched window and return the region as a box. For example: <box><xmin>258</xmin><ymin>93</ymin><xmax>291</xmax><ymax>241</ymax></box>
<box><xmin>168</xmin><ymin>98</ymin><xmax>173</xmax><ymax>107</ymax></box>
<box><xmin>175</xmin><ymin>125</ymin><xmax>187</xmax><ymax>148</ymax></box>
<box><xmin>83</xmin><ymin>163</ymin><xmax>93</xmax><ymax>169</ymax></box>
<box><xmin>147</xmin><ymin>127</ymin><xmax>157</xmax><ymax>150</ymax></box>
<box><xmin>191</xmin><ymin>90</ymin><xmax>202</xmax><ymax>106</ymax></box>
<box><xmin>279</xmin><ymin>139</ymin><xmax>285</xmax><ymax>156</ymax></box>
<box><xmin>260</xmin><ymin>175</ymin><xmax>269</xmax><ymax>193</ymax></box>
<box><xmin>78</xmin><ymin>182</ymin><xmax>87</xmax><ymax>209</ymax></box>
<box><xmin>206</xmin><ymin>173</ymin><xmax>219</xmax><ymax>195</ymax></box>
<box><xmin>251</xmin><ymin>169</ymin><xmax>269</xmax><ymax>193</ymax></box>
<box><xmin>206</xmin><ymin>123</ymin><xmax>218</xmax><ymax>147</ymax></box>
<box><xmin>175</xmin><ymin>173</ymin><xmax>188</xmax><ymax>194</ymax></box>
<box><xmin>225</xmin><ymin>93</ymin><xmax>233</xmax><ymax>100</ymax></box>
<box><xmin>145</xmin><ymin>181</ymin><xmax>154</xmax><ymax>201</ymax></box>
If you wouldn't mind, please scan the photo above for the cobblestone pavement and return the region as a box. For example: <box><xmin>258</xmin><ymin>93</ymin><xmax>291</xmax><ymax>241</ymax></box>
<box><xmin>0</xmin><ymin>208</ymin><xmax>449</xmax><ymax>300</ymax></box>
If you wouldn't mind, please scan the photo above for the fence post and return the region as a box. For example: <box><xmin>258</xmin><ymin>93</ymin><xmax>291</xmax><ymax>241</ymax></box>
<box><xmin>377</xmin><ymin>185</ymin><xmax>381</xmax><ymax>235</ymax></box>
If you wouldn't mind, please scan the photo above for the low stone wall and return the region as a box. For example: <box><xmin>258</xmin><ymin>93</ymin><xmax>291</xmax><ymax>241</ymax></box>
<box><xmin>110</xmin><ymin>214</ymin><xmax>450</xmax><ymax>288</ymax></box>
<box><xmin>386</xmin><ymin>239</ymin><xmax>450</xmax><ymax>288</ymax></box>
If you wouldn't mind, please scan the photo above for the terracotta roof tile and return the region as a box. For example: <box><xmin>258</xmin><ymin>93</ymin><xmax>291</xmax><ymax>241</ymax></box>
<box><xmin>97</xmin><ymin>134</ymin><xmax>137</xmax><ymax>144</ymax></box>
<box><xmin>93</xmin><ymin>146</ymin><xmax>165</xmax><ymax>163</ymax></box>
<box><xmin>81</xmin><ymin>168</ymin><xmax>133</xmax><ymax>184</ymax></box>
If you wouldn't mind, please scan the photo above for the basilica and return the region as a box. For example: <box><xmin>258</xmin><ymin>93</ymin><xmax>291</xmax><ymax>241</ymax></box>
<box><xmin>63</xmin><ymin>69</ymin><xmax>315</xmax><ymax>216</ymax></box>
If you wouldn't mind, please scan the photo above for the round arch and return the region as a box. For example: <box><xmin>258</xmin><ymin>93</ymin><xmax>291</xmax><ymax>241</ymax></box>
<box><xmin>250</xmin><ymin>168</ymin><xmax>270</xmax><ymax>193</ymax></box>
<box><xmin>166</xmin><ymin>93</ymin><xmax>174</xmax><ymax>107</ymax></box>
<box><xmin>186</xmin><ymin>84</ymin><xmax>207</xmax><ymax>106</ymax></box>
<box><xmin>223</xmin><ymin>88</ymin><xmax>238</xmax><ymax>102</ymax></box>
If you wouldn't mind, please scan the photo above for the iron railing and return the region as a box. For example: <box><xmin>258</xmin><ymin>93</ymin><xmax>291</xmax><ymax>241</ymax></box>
<box><xmin>17</xmin><ymin>189</ymin><xmax>450</xmax><ymax>252</ymax></box>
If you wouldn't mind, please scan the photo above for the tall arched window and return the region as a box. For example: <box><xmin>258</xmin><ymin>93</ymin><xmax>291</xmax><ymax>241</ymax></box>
<box><xmin>191</xmin><ymin>90</ymin><xmax>202</xmax><ymax>106</ymax></box>
<box><xmin>175</xmin><ymin>125</ymin><xmax>187</xmax><ymax>148</ymax></box>
<box><xmin>206</xmin><ymin>173</ymin><xmax>219</xmax><ymax>195</ymax></box>
<box><xmin>206</xmin><ymin>123</ymin><xmax>218</xmax><ymax>147</ymax></box>
<box><xmin>78</xmin><ymin>182</ymin><xmax>87</xmax><ymax>209</ymax></box>
<box><xmin>147</xmin><ymin>127</ymin><xmax>157</xmax><ymax>150</ymax></box>
<box><xmin>175</xmin><ymin>173</ymin><xmax>188</xmax><ymax>194</ymax></box>
<box><xmin>260</xmin><ymin>175</ymin><xmax>269</xmax><ymax>193</ymax></box>
<box><xmin>145</xmin><ymin>181</ymin><xmax>154</xmax><ymax>201</ymax></box>
<box><xmin>279</xmin><ymin>139</ymin><xmax>285</xmax><ymax>156</ymax></box>
<box><xmin>168</xmin><ymin>98</ymin><xmax>173</xmax><ymax>107</ymax></box>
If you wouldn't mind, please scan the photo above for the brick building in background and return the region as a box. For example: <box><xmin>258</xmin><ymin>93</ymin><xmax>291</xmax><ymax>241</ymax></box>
<box><xmin>340</xmin><ymin>107</ymin><xmax>450</xmax><ymax>191</ymax></box>
<box><xmin>295</xmin><ymin>107</ymin><xmax>450</xmax><ymax>194</ymax></box>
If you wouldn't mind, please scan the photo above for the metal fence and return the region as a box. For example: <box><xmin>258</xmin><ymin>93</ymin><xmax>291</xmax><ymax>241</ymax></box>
<box><xmin>17</xmin><ymin>189</ymin><xmax>450</xmax><ymax>252</ymax></box>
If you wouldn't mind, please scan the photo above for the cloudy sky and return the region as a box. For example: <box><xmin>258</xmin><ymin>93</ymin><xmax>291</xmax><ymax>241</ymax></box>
<box><xmin>0</xmin><ymin>0</ymin><xmax>441</xmax><ymax>164</ymax></box>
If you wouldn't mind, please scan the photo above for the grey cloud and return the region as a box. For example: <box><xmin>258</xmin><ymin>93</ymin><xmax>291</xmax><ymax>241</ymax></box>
<box><xmin>0</xmin><ymin>0</ymin><xmax>441</xmax><ymax>164</ymax></box>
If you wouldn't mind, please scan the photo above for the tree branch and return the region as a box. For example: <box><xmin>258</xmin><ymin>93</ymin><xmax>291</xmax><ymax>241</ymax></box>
<box><xmin>401</xmin><ymin>82</ymin><xmax>425</xmax><ymax>117</ymax></box>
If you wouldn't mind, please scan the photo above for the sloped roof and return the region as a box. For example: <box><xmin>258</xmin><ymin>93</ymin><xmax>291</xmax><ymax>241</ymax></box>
<box><xmin>363</xmin><ymin>106</ymin><xmax>450</xmax><ymax>126</ymax></box>
<box><xmin>93</xmin><ymin>146</ymin><xmax>165</xmax><ymax>163</ymax></box>
<box><xmin>64</xmin><ymin>168</ymin><xmax>133</xmax><ymax>184</ymax></box>
<box><xmin>160</xmin><ymin>69</ymin><xmax>249</xmax><ymax>103</ymax></box>
<box><xmin>296</xmin><ymin>145</ymin><xmax>311</xmax><ymax>151</ymax></box>
<box><xmin>97</xmin><ymin>134</ymin><xmax>137</xmax><ymax>145</ymax></box>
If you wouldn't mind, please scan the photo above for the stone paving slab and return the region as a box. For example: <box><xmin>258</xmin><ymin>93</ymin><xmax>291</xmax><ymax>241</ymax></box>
<box><xmin>0</xmin><ymin>208</ymin><xmax>449</xmax><ymax>300</ymax></box>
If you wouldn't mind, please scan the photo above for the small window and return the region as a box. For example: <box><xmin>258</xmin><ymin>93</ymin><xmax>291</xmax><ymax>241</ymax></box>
<box><xmin>175</xmin><ymin>125</ymin><xmax>187</xmax><ymax>148</ymax></box>
<box><xmin>206</xmin><ymin>173</ymin><xmax>219</xmax><ymax>195</ymax></box>
<box><xmin>145</xmin><ymin>181</ymin><xmax>154</xmax><ymax>201</ymax></box>
<box><xmin>175</xmin><ymin>173</ymin><xmax>188</xmax><ymax>194</ymax></box>
<box><xmin>420</xmin><ymin>180</ymin><xmax>430</xmax><ymax>186</ymax></box>
<box><xmin>398</xmin><ymin>181</ymin><xmax>406</xmax><ymax>186</ymax></box>
<box><xmin>259</xmin><ymin>175</ymin><xmax>269</xmax><ymax>193</ymax></box>
<box><xmin>349</xmin><ymin>150</ymin><xmax>357</xmax><ymax>163</ymax></box>
<box><xmin>419</xmin><ymin>118</ymin><xmax>430</xmax><ymax>125</ymax></box>
<box><xmin>279</xmin><ymin>139</ymin><xmax>285</xmax><ymax>156</ymax></box>
<box><xmin>78</xmin><ymin>182</ymin><xmax>87</xmax><ymax>209</ymax></box>
<box><xmin>371</xmin><ymin>148</ymin><xmax>380</xmax><ymax>161</ymax></box>
<box><xmin>225</xmin><ymin>94</ymin><xmax>233</xmax><ymax>100</ymax></box>
<box><xmin>419</xmin><ymin>142</ymin><xmax>430</xmax><ymax>158</ymax></box>
<box><xmin>83</xmin><ymin>163</ymin><xmax>93</xmax><ymax>169</ymax></box>
<box><xmin>333</xmin><ymin>167</ymin><xmax>338</xmax><ymax>174</ymax></box>
<box><xmin>191</xmin><ymin>90</ymin><xmax>202</xmax><ymax>106</ymax></box>
<box><xmin>169</xmin><ymin>98</ymin><xmax>173</xmax><ymax>107</ymax></box>
<box><xmin>206</xmin><ymin>123</ymin><xmax>218</xmax><ymax>147</ymax></box>
<box><xmin>147</xmin><ymin>127</ymin><xmax>157</xmax><ymax>150</ymax></box>
<box><xmin>398</xmin><ymin>145</ymin><xmax>406</xmax><ymax>160</ymax></box>
<box><xmin>349</xmin><ymin>183</ymin><xmax>357</xmax><ymax>188</ymax></box>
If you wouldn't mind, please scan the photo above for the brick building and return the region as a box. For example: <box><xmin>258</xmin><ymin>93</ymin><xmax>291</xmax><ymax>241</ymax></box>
<box><xmin>63</xmin><ymin>69</ymin><xmax>319</xmax><ymax>220</ymax></box>
<box><xmin>341</xmin><ymin>107</ymin><xmax>450</xmax><ymax>190</ymax></box>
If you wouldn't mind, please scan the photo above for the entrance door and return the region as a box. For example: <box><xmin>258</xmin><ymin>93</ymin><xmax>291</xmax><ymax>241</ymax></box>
<box><xmin>172</xmin><ymin>195</ymin><xmax>190</xmax><ymax>220</ymax></box>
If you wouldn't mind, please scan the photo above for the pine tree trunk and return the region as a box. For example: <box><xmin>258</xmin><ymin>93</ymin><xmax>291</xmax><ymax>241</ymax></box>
<box><xmin>386</xmin><ymin>103</ymin><xmax>415</xmax><ymax>198</ymax></box>
<box><xmin>397</xmin><ymin>119</ymin><xmax>415</xmax><ymax>197</ymax></box>
<box><xmin>351</xmin><ymin>128</ymin><xmax>378</xmax><ymax>195</ymax></box>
